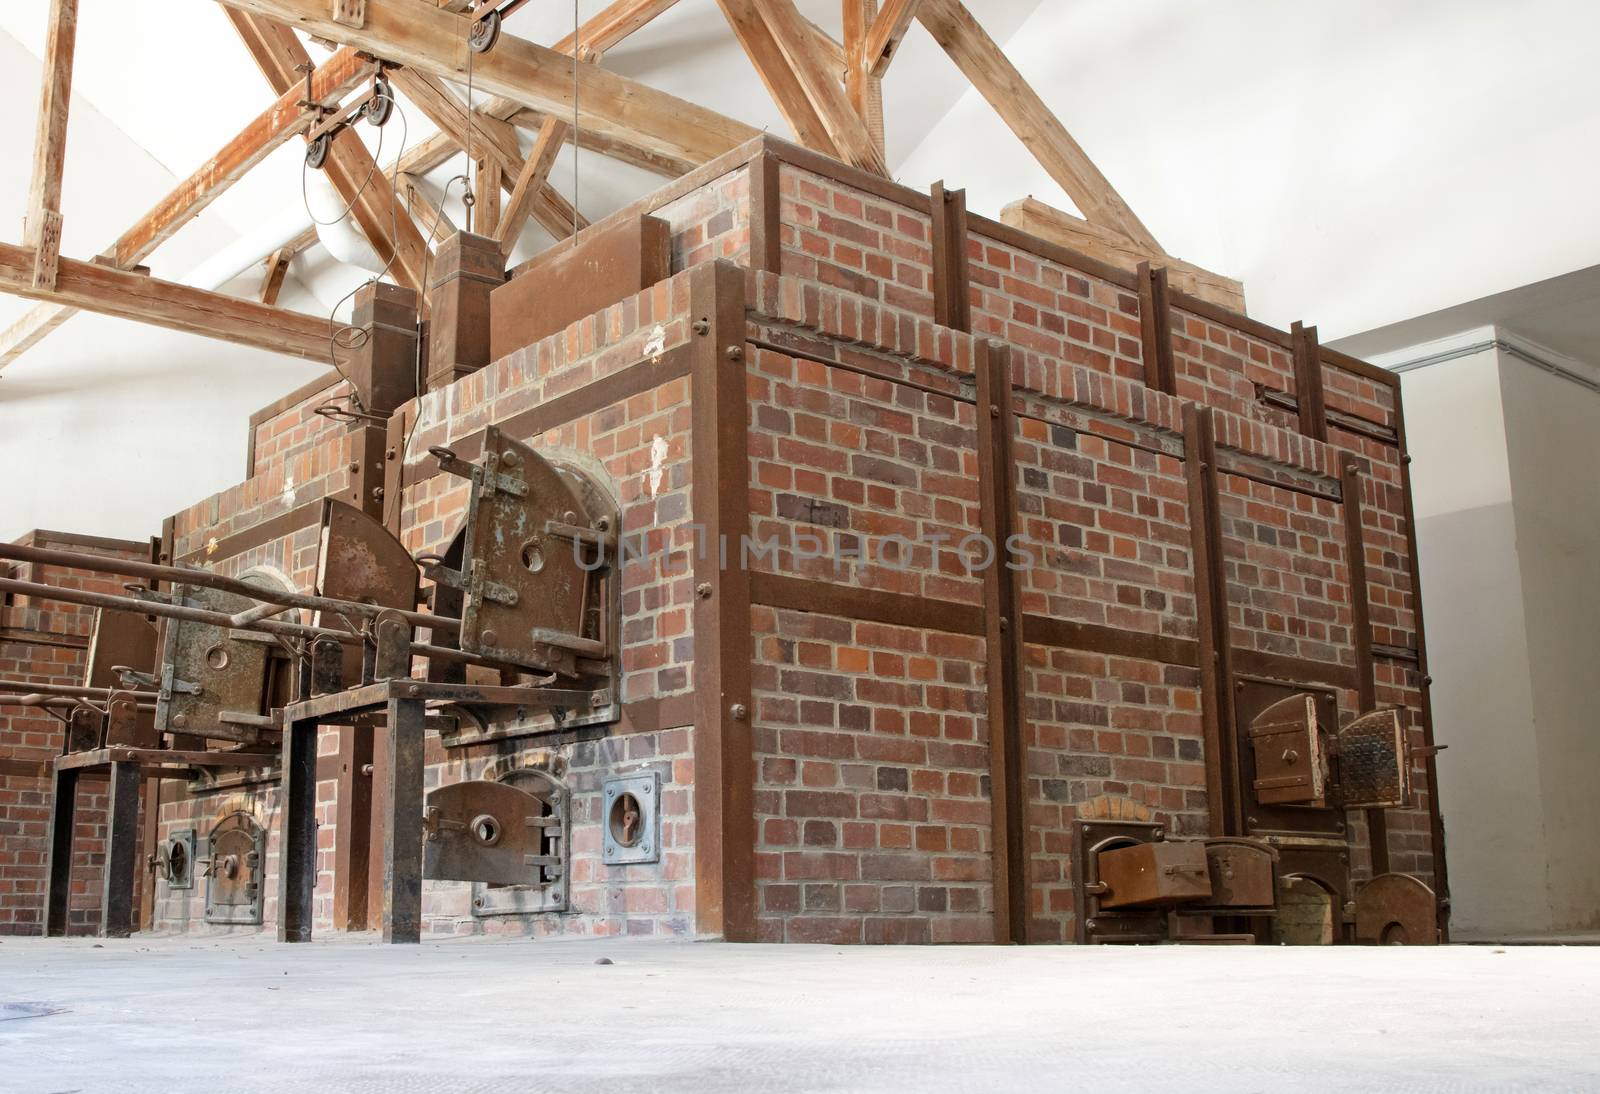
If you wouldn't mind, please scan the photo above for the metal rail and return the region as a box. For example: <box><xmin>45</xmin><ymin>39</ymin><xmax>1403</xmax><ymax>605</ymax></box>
<box><xmin>0</xmin><ymin>542</ymin><xmax>460</xmax><ymax>635</ymax></box>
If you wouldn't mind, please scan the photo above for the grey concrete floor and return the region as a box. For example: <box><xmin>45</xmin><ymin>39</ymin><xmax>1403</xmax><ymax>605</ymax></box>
<box><xmin>0</xmin><ymin>935</ymin><xmax>1596</xmax><ymax>1093</ymax></box>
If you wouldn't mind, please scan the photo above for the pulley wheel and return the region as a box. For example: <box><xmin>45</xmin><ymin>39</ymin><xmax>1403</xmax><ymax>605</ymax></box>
<box><xmin>468</xmin><ymin>9</ymin><xmax>501</xmax><ymax>53</ymax></box>
<box><xmin>364</xmin><ymin>75</ymin><xmax>394</xmax><ymax>128</ymax></box>
<box><xmin>305</xmin><ymin>133</ymin><xmax>332</xmax><ymax>170</ymax></box>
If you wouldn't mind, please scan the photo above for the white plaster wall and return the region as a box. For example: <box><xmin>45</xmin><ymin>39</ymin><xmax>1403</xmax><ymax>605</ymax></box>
<box><xmin>1400</xmin><ymin>347</ymin><xmax>1551</xmax><ymax>937</ymax></box>
<box><xmin>1498</xmin><ymin>359</ymin><xmax>1600</xmax><ymax>932</ymax></box>
<box><xmin>0</xmin><ymin>30</ymin><xmax>329</xmax><ymax>542</ymax></box>
<box><xmin>895</xmin><ymin>0</ymin><xmax>1600</xmax><ymax>339</ymax></box>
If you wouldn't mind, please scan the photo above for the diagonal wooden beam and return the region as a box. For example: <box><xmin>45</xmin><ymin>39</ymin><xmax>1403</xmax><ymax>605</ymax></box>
<box><xmin>863</xmin><ymin>0</ymin><xmax>920</xmax><ymax>78</ymax></box>
<box><xmin>225</xmin><ymin>9</ymin><xmax>432</xmax><ymax>292</ymax></box>
<box><xmin>22</xmin><ymin>0</ymin><xmax>79</xmax><ymax>291</ymax></box>
<box><xmin>753</xmin><ymin>0</ymin><xmax>888</xmax><ymax>175</ymax></box>
<box><xmin>398</xmin><ymin>172</ymin><xmax>457</xmax><ymax>242</ymax></box>
<box><xmin>0</xmin><ymin>241</ymin><xmax>328</xmax><ymax>362</ymax></box>
<box><xmin>258</xmin><ymin>247</ymin><xmax>292</xmax><ymax>305</ymax></box>
<box><xmin>718</xmin><ymin>0</ymin><xmax>839</xmax><ymax>159</ymax></box>
<box><xmin>497</xmin><ymin>115</ymin><xmax>566</xmax><ymax>251</ymax></box>
<box><xmin>915</xmin><ymin>0</ymin><xmax>1161</xmax><ymax>251</ymax></box>
<box><xmin>116</xmin><ymin>48</ymin><xmax>369</xmax><ymax>268</ymax></box>
<box><xmin>552</xmin><ymin>0</ymin><xmax>681</xmax><ymax>57</ymax></box>
<box><xmin>1</xmin><ymin>47</ymin><xmax>367</xmax><ymax>373</ymax></box>
<box><xmin>212</xmin><ymin>0</ymin><xmax>758</xmax><ymax>167</ymax></box>
<box><xmin>843</xmin><ymin>0</ymin><xmax>886</xmax><ymax>159</ymax></box>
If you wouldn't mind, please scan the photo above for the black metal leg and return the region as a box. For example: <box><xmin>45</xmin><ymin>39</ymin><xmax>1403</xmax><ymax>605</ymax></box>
<box><xmin>99</xmin><ymin>762</ymin><xmax>140</xmax><ymax>938</ymax></box>
<box><xmin>44</xmin><ymin>766</ymin><xmax>78</xmax><ymax>937</ymax></box>
<box><xmin>277</xmin><ymin>718</ymin><xmax>319</xmax><ymax>942</ymax></box>
<box><xmin>382</xmin><ymin>698</ymin><xmax>425</xmax><ymax>944</ymax></box>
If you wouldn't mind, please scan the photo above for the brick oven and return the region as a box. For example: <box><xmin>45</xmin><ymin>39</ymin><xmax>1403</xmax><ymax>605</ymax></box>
<box><xmin>2</xmin><ymin>134</ymin><xmax>1445</xmax><ymax>946</ymax></box>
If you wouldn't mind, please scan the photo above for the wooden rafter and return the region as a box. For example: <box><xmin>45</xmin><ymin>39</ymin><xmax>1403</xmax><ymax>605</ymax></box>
<box><xmin>718</xmin><ymin>0</ymin><xmax>837</xmax><ymax>159</ymax></box>
<box><xmin>498</xmin><ymin>116</ymin><xmax>567</xmax><ymax>251</ymax></box>
<box><xmin>552</xmin><ymin>0</ymin><xmax>681</xmax><ymax>58</ymax></box>
<box><xmin>863</xmin><ymin>0</ymin><xmax>920</xmax><ymax>78</ymax></box>
<box><xmin>0</xmin><ymin>47</ymin><xmax>367</xmax><ymax>372</ymax></box>
<box><xmin>22</xmin><ymin>0</ymin><xmax>78</xmax><ymax>291</ymax></box>
<box><xmin>212</xmin><ymin>0</ymin><xmax>759</xmax><ymax>167</ymax></box>
<box><xmin>915</xmin><ymin>0</ymin><xmax>1161</xmax><ymax>252</ymax></box>
<box><xmin>843</xmin><ymin>0</ymin><xmax>886</xmax><ymax>159</ymax></box>
<box><xmin>225</xmin><ymin>9</ymin><xmax>432</xmax><ymax>292</ymax></box>
<box><xmin>258</xmin><ymin>247</ymin><xmax>292</xmax><ymax>306</ymax></box>
<box><xmin>398</xmin><ymin>173</ymin><xmax>457</xmax><ymax>242</ymax></box>
<box><xmin>752</xmin><ymin>0</ymin><xmax>888</xmax><ymax>175</ymax></box>
<box><xmin>0</xmin><ymin>241</ymin><xmax>328</xmax><ymax>362</ymax></box>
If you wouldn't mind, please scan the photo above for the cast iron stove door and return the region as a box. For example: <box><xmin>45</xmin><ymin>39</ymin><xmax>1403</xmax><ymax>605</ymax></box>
<box><xmin>1247</xmin><ymin>693</ymin><xmax>1329</xmax><ymax>807</ymax></box>
<box><xmin>155</xmin><ymin>585</ymin><xmax>273</xmax><ymax>743</ymax></box>
<box><xmin>205</xmin><ymin>813</ymin><xmax>266</xmax><ymax>924</ymax></box>
<box><xmin>423</xmin><ymin>779</ymin><xmax>562</xmax><ymax>887</ymax></box>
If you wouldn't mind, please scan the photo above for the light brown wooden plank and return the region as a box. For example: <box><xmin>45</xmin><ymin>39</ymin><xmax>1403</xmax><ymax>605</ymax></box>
<box><xmin>552</xmin><ymin>0</ymin><xmax>682</xmax><ymax>57</ymax></box>
<box><xmin>718</xmin><ymin>0</ymin><xmax>839</xmax><ymax>159</ymax></box>
<box><xmin>23</xmin><ymin>0</ymin><xmax>78</xmax><ymax>290</ymax></box>
<box><xmin>755</xmin><ymin>0</ymin><xmax>888</xmax><ymax>174</ymax></box>
<box><xmin>917</xmin><ymin>0</ymin><xmax>1161</xmax><ymax>252</ymax></box>
<box><xmin>843</xmin><ymin>0</ymin><xmax>886</xmax><ymax>159</ymax></box>
<box><xmin>999</xmin><ymin>197</ymin><xmax>1245</xmax><ymax>312</ymax></box>
<box><xmin>498</xmin><ymin>115</ymin><xmax>567</xmax><ymax>250</ymax></box>
<box><xmin>0</xmin><ymin>241</ymin><xmax>329</xmax><ymax>362</ymax></box>
<box><xmin>259</xmin><ymin>248</ymin><xmax>292</xmax><ymax>306</ymax></box>
<box><xmin>863</xmin><ymin>0</ymin><xmax>920</xmax><ymax>78</ymax></box>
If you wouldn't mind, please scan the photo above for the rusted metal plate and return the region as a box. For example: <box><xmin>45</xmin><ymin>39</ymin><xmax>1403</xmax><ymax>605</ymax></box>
<box><xmin>422</xmin><ymin>779</ymin><xmax>559</xmax><ymax>886</ymax></box>
<box><xmin>1248</xmin><ymin>693</ymin><xmax>1329</xmax><ymax>806</ymax></box>
<box><xmin>453</xmin><ymin>426</ymin><xmax>615</xmax><ymax>675</ymax></box>
<box><xmin>1071</xmin><ymin>819</ymin><xmax>1167</xmax><ymax>944</ymax></box>
<box><xmin>490</xmin><ymin>214</ymin><xmax>670</xmax><ymax>361</ymax></box>
<box><xmin>84</xmin><ymin>608</ymin><xmax>157</xmax><ymax>689</ymax></box>
<box><xmin>1097</xmin><ymin>840</ymin><xmax>1212</xmax><ymax>909</ymax></box>
<box><xmin>155</xmin><ymin>584</ymin><xmax>272</xmax><ymax>744</ymax></box>
<box><xmin>1340</xmin><ymin>708</ymin><xmax>1411</xmax><ymax>809</ymax></box>
<box><xmin>1198</xmin><ymin>838</ymin><xmax>1277</xmax><ymax>909</ymax></box>
<box><xmin>315</xmin><ymin>499</ymin><xmax>420</xmax><ymax>686</ymax></box>
<box><xmin>205</xmin><ymin>812</ymin><xmax>266</xmax><ymax>925</ymax></box>
<box><xmin>1354</xmin><ymin>872</ymin><xmax>1439</xmax><ymax>945</ymax></box>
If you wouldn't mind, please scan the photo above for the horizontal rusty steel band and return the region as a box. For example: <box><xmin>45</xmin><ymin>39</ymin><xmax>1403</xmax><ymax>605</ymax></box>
<box><xmin>1023</xmin><ymin>614</ymin><xmax>1199</xmax><ymax>667</ymax></box>
<box><xmin>174</xmin><ymin>500</ymin><xmax>323</xmax><ymax>566</ymax></box>
<box><xmin>402</xmin><ymin>343</ymin><xmax>693</xmax><ymax>487</ymax></box>
<box><xmin>750</xmin><ymin>572</ymin><xmax>984</xmax><ymax>636</ymax></box>
<box><xmin>0</xmin><ymin>626</ymin><xmax>89</xmax><ymax>650</ymax></box>
<box><xmin>1231</xmin><ymin>647</ymin><xmax>1361</xmax><ymax>692</ymax></box>
<box><xmin>0</xmin><ymin>756</ymin><xmax>50</xmax><ymax>780</ymax></box>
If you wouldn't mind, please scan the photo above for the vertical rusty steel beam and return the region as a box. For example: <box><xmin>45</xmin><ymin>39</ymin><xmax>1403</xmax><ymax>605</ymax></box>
<box><xmin>381</xmin><ymin>698</ymin><xmax>426</xmax><ymax>943</ymax></box>
<box><xmin>100</xmin><ymin>761</ymin><xmax>140</xmax><ymax>938</ymax></box>
<box><xmin>688</xmin><ymin>259</ymin><xmax>757</xmax><ymax>942</ymax></box>
<box><xmin>331</xmin><ymin>728</ymin><xmax>375</xmax><ymax>931</ymax></box>
<box><xmin>1394</xmin><ymin>399</ymin><xmax>1451</xmax><ymax>940</ymax></box>
<box><xmin>930</xmin><ymin>181</ymin><xmax>972</xmax><ymax>332</ymax></box>
<box><xmin>975</xmin><ymin>338</ymin><xmax>1028</xmax><ymax>943</ymax></box>
<box><xmin>277</xmin><ymin>717</ymin><xmax>319</xmax><ymax>942</ymax></box>
<box><xmin>44</xmin><ymin>766</ymin><xmax>78</xmax><ymax>937</ymax></box>
<box><xmin>747</xmin><ymin>148</ymin><xmax>782</xmax><ymax>275</ymax></box>
<box><xmin>366</xmin><ymin>722</ymin><xmax>390</xmax><ymax>930</ymax></box>
<box><xmin>346</xmin><ymin>425</ymin><xmax>388</xmax><ymax>523</ymax></box>
<box><xmin>1183</xmin><ymin>403</ymin><xmax>1241</xmax><ymax>836</ymax></box>
<box><xmin>1291</xmin><ymin>320</ymin><xmax>1329</xmax><ymax>442</ymax></box>
<box><xmin>381</xmin><ymin>407</ymin><xmax>411</xmax><ymax>536</ymax></box>
<box><xmin>1137</xmin><ymin>261</ymin><xmax>1176</xmax><ymax>394</ymax></box>
<box><xmin>1341</xmin><ymin>458</ymin><xmax>1388</xmax><ymax>875</ymax></box>
<box><xmin>426</xmin><ymin>230</ymin><xmax>503</xmax><ymax>392</ymax></box>
<box><xmin>139</xmin><ymin>536</ymin><xmax>163</xmax><ymax>931</ymax></box>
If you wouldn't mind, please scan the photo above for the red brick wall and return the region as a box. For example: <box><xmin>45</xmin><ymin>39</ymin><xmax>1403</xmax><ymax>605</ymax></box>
<box><xmin>968</xmin><ymin>231</ymin><xmax>1144</xmax><ymax>381</ymax></box>
<box><xmin>751</xmin><ymin>606</ymin><xmax>994</xmax><ymax>943</ymax></box>
<box><xmin>1</xmin><ymin>534</ymin><xmax>150</xmax><ymax>935</ymax></box>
